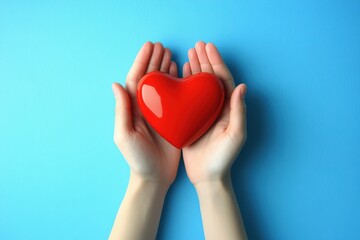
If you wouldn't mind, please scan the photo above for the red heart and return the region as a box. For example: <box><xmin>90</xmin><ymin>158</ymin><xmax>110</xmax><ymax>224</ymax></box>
<box><xmin>137</xmin><ymin>71</ymin><xmax>225</xmax><ymax>148</ymax></box>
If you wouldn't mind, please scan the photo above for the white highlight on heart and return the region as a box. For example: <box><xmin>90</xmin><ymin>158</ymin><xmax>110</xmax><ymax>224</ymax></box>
<box><xmin>142</xmin><ymin>84</ymin><xmax>163</xmax><ymax>119</ymax></box>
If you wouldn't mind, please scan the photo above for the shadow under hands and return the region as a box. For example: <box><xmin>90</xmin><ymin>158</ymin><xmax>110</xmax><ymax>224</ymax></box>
<box><xmin>227</xmin><ymin>59</ymin><xmax>271</xmax><ymax>240</ymax></box>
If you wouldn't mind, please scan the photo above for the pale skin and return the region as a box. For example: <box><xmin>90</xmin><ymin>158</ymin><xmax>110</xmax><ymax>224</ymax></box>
<box><xmin>109</xmin><ymin>41</ymin><xmax>247</xmax><ymax>240</ymax></box>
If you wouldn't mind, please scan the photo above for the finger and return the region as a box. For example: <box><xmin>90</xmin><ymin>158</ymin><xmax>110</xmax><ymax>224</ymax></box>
<box><xmin>188</xmin><ymin>48</ymin><xmax>201</xmax><ymax>74</ymax></box>
<box><xmin>227</xmin><ymin>84</ymin><xmax>247</xmax><ymax>142</ymax></box>
<box><xmin>146</xmin><ymin>42</ymin><xmax>164</xmax><ymax>73</ymax></box>
<box><xmin>126</xmin><ymin>42</ymin><xmax>154</xmax><ymax>96</ymax></box>
<box><xmin>183</xmin><ymin>62</ymin><xmax>191</xmax><ymax>78</ymax></box>
<box><xmin>160</xmin><ymin>48</ymin><xmax>172</xmax><ymax>73</ymax></box>
<box><xmin>169</xmin><ymin>61</ymin><xmax>178</xmax><ymax>77</ymax></box>
<box><xmin>195</xmin><ymin>41</ymin><xmax>214</xmax><ymax>73</ymax></box>
<box><xmin>205</xmin><ymin>42</ymin><xmax>235</xmax><ymax>97</ymax></box>
<box><xmin>112</xmin><ymin>83</ymin><xmax>133</xmax><ymax>143</ymax></box>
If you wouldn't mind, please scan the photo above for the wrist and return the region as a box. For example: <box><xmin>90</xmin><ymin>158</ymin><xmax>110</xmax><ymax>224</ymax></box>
<box><xmin>128</xmin><ymin>172</ymin><xmax>171</xmax><ymax>195</ymax></box>
<box><xmin>115</xmin><ymin>171</ymin><xmax>169</xmax><ymax>240</ymax></box>
<box><xmin>194</xmin><ymin>174</ymin><xmax>233</xmax><ymax>196</ymax></box>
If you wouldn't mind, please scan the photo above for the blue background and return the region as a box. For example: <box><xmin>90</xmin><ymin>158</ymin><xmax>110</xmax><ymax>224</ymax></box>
<box><xmin>1</xmin><ymin>0</ymin><xmax>359</xmax><ymax>239</ymax></box>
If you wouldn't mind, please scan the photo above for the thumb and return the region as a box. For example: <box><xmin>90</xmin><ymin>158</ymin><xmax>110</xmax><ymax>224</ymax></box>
<box><xmin>112</xmin><ymin>83</ymin><xmax>133</xmax><ymax>143</ymax></box>
<box><xmin>227</xmin><ymin>84</ymin><xmax>247</xmax><ymax>143</ymax></box>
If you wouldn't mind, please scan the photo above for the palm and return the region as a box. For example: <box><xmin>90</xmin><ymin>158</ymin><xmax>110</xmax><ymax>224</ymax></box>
<box><xmin>183</xmin><ymin>102</ymin><xmax>232</xmax><ymax>181</ymax></box>
<box><xmin>130</xmin><ymin>115</ymin><xmax>180</xmax><ymax>183</ymax></box>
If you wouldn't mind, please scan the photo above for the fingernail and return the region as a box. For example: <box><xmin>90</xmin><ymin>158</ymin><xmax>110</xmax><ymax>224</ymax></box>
<box><xmin>240</xmin><ymin>85</ymin><xmax>247</xmax><ymax>99</ymax></box>
<box><xmin>112</xmin><ymin>84</ymin><xmax>120</xmax><ymax>98</ymax></box>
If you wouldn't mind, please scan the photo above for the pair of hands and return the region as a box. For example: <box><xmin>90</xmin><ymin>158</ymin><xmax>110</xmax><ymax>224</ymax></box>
<box><xmin>112</xmin><ymin>41</ymin><xmax>247</xmax><ymax>188</ymax></box>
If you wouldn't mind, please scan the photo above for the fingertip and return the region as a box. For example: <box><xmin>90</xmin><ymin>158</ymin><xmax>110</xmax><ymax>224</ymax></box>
<box><xmin>183</xmin><ymin>62</ymin><xmax>191</xmax><ymax>78</ymax></box>
<box><xmin>205</xmin><ymin>43</ymin><xmax>223</xmax><ymax>64</ymax></box>
<box><xmin>153</xmin><ymin>42</ymin><xmax>164</xmax><ymax>53</ymax></box>
<box><xmin>112</xmin><ymin>82</ymin><xmax>121</xmax><ymax>99</ymax></box>
<box><xmin>205</xmin><ymin>42</ymin><xmax>216</xmax><ymax>50</ymax></box>
<box><xmin>188</xmin><ymin>48</ymin><xmax>201</xmax><ymax>74</ymax></box>
<box><xmin>195</xmin><ymin>41</ymin><xmax>206</xmax><ymax>55</ymax></box>
<box><xmin>160</xmin><ymin>48</ymin><xmax>172</xmax><ymax>73</ymax></box>
<box><xmin>230</xmin><ymin>84</ymin><xmax>247</xmax><ymax>109</ymax></box>
<box><xmin>164</xmin><ymin>47</ymin><xmax>171</xmax><ymax>55</ymax></box>
<box><xmin>205</xmin><ymin>42</ymin><xmax>214</xmax><ymax>54</ymax></box>
<box><xmin>195</xmin><ymin>41</ymin><xmax>207</xmax><ymax>56</ymax></box>
<box><xmin>239</xmin><ymin>83</ymin><xmax>247</xmax><ymax>99</ymax></box>
<box><xmin>154</xmin><ymin>42</ymin><xmax>164</xmax><ymax>53</ymax></box>
<box><xmin>188</xmin><ymin>48</ymin><xmax>196</xmax><ymax>59</ymax></box>
<box><xmin>142</xmin><ymin>41</ymin><xmax>154</xmax><ymax>53</ymax></box>
<box><xmin>170</xmin><ymin>61</ymin><xmax>178</xmax><ymax>77</ymax></box>
<box><xmin>232</xmin><ymin>84</ymin><xmax>246</xmax><ymax>99</ymax></box>
<box><xmin>195</xmin><ymin>40</ymin><xmax>206</xmax><ymax>48</ymax></box>
<box><xmin>113</xmin><ymin>82</ymin><xmax>128</xmax><ymax>99</ymax></box>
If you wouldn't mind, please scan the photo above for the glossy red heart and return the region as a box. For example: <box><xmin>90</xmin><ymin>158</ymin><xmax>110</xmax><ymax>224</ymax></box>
<box><xmin>137</xmin><ymin>71</ymin><xmax>225</xmax><ymax>148</ymax></box>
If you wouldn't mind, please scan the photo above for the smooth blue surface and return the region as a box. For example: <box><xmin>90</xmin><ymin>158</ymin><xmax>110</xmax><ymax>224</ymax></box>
<box><xmin>1</xmin><ymin>0</ymin><xmax>359</xmax><ymax>239</ymax></box>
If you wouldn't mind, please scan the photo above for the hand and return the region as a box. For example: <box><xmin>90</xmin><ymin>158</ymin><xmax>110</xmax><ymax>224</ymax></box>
<box><xmin>110</xmin><ymin>42</ymin><xmax>180</xmax><ymax>240</ymax></box>
<box><xmin>182</xmin><ymin>41</ymin><xmax>248</xmax><ymax>240</ymax></box>
<box><xmin>182</xmin><ymin>41</ymin><xmax>247</xmax><ymax>184</ymax></box>
<box><xmin>112</xmin><ymin>42</ymin><xmax>181</xmax><ymax>185</ymax></box>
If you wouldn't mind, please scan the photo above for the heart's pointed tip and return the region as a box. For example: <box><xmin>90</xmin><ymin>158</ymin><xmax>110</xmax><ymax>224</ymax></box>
<box><xmin>165</xmin><ymin>136</ymin><xmax>188</xmax><ymax>149</ymax></box>
<box><xmin>168</xmin><ymin>140</ymin><xmax>183</xmax><ymax>149</ymax></box>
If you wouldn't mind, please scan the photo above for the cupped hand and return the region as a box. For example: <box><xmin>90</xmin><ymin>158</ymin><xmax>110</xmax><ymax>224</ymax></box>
<box><xmin>182</xmin><ymin>41</ymin><xmax>247</xmax><ymax>185</ymax></box>
<box><xmin>112</xmin><ymin>42</ymin><xmax>181</xmax><ymax>185</ymax></box>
